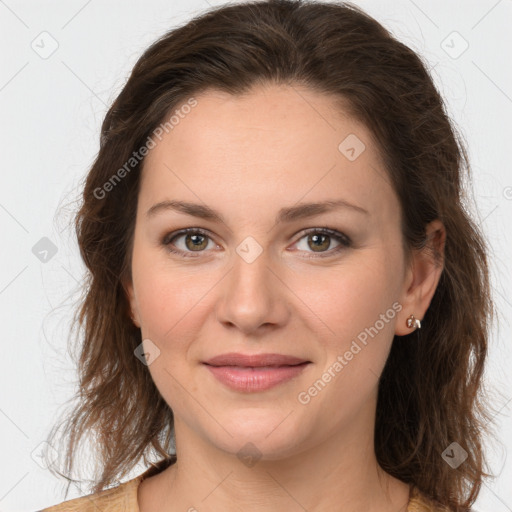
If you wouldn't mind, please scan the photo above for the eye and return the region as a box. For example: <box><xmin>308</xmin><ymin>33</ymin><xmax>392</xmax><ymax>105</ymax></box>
<box><xmin>291</xmin><ymin>227</ymin><xmax>352</xmax><ymax>258</ymax></box>
<box><xmin>162</xmin><ymin>227</ymin><xmax>352</xmax><ymax>258</ymax></box>
<box><xmin>162</xmin><ymin>228</ymin><xmax>216</xmax><ymax>258</ymax></box>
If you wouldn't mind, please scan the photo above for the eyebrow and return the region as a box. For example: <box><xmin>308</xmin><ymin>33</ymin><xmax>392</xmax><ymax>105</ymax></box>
<box><xmin>146</xmin><ymin>198</ymin><xmax>369</xmax><ymax>224</ymax></box>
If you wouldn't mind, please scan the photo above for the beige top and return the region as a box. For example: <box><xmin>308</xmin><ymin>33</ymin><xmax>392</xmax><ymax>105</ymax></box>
<box><xmin>39</xmin><ymin>459</ymin><xmax>452</xmax><ymax>512</ymax></box>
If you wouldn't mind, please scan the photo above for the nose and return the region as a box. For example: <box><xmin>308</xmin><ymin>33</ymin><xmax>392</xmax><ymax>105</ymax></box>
<box><xmin>214</xmin><ymin>242</ymin><xmax>290</xmax><ymax>335</ymax></box>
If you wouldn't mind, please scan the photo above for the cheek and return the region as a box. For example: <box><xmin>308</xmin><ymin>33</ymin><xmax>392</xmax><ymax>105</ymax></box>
<box><xmin>132</xmin><ymin>259</ymin><xmax>229</xmax><ymax>406</ymax></box>
<box><xmin>293</xmin><ymin>253</ymin><xmax>402</xmax><ymax>347</ymax></box>
<box><xmin>293</xmin><ymin>257</ymin><xmax>402</xmax><ymax>430</ymax></box>
<box><xmin>133</xmin><ymin>268</ymin><xmax>208</xmax><ymax>411</ymax></box>
<box><xmin>294</xmin><ymin>254</ymin><xmax>403</xmax><ymax>418</ymax></box>
<box><xmin>136</xmin><ymin>270</ymin><xmax>207</xmax><ymax>343</ymax></box>
<box><xmin>131</xmin><ymin>237</ymin><xmax>210</xmax><ymax>334</ymax></box>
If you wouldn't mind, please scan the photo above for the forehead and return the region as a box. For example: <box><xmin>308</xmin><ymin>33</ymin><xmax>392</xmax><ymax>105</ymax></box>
<box><xmin>139</xmin><ymin>84</ymin><xmax>396</xmax><ymax>222</ymax></box>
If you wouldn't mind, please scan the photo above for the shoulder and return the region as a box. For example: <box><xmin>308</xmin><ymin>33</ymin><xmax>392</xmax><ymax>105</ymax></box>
<box><xmin>407</xmin><ymin>485</ymin><xmax>446</xmax><ymax>511</ymax></box>
<box><xmin>37</xmin><ymin>458</ymin><xmax>176</xmax><ymax>512</ymax></box>
<box><xmin>408</xmin><ymin>485</ymin><xmax>480</xmax><ymax>512</ymax></box>
<box><xmin>38</xmin><ymin>476</ymin><xmax>143</xmax><ymax>512</ymax></box>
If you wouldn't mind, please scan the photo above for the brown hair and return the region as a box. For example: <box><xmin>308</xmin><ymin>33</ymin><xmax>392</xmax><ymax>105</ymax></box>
<box><xmin>44</xmin><ymin>1</ymin><xmax>497</xmax><ymax>509</ymax></box>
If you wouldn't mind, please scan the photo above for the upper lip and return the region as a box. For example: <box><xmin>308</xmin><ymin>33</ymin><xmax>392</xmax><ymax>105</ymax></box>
<box><xmin>203</xmin><ymin>353</ymin><xmax>310</xmax><ymax>367</ymax></box>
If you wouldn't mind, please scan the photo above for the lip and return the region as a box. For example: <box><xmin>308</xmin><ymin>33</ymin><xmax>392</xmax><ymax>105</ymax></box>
<box><xmin>203</xmin><ymin>352</ymin><xmax>309</xmax><ymax>367</ymax></box>
<box><xmin>203</xmin><ymin>353</ymin><xmax>311</xmax><ymax>392</ymax></box>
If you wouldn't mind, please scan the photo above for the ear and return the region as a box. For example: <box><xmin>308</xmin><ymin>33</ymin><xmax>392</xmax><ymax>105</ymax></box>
<box><xmin>122</xmin><ymin>276</ymin><xmax>141</xmax><ymax>329</ymax></box>
<box><xmin>395</xmin><ymin>219</ymin><xmax>446</xmax><ymax>336</ymax></box>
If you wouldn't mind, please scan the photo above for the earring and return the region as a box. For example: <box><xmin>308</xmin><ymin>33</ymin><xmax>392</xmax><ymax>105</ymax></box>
<box><xmin>406</xmin><ymin>314</ymin><xmax>421</xmax><ymax>330</ymax></box>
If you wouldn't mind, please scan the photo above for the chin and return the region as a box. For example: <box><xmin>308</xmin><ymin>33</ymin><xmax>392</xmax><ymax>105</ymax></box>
<box><xmin>201</xmin><ymin>409</ymin><xmax>310</xmax><ymax>461</ymax></box>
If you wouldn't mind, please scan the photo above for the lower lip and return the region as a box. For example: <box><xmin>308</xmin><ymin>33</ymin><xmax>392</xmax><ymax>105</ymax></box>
<box><xmin>204</xmin><ymin>363</ymin><xmax>310</xmax><ymax>392</ymax></box>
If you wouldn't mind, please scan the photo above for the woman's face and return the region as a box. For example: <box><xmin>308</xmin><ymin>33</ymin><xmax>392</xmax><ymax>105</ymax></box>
<box><xmin>125</xmin><ymin>84</ymin><xmax>426</xmax><ymax>460</ymax></box>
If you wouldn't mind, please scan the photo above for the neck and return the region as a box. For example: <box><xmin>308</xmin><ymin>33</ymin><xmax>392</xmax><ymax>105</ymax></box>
<box><xmin>143</xmin><ymin>406</ymin><xmax>411</xmax><ymax>512</ymax></box>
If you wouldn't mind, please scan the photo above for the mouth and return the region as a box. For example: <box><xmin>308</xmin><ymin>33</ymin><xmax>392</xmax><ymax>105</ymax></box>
<box><xmin>203</xmin><ymin>358</ymin><xmax>311</xmax><ymax>392</ymax></box>
<box><xmin>203</xmin><ymin>352</ymin><xmax>310</xmax><ymax>368</ymax></box>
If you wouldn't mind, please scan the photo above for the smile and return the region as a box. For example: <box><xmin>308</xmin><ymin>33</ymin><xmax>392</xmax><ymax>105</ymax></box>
<box><xmin>203</xmin><ymin>362</ymin><xmax>311</xmax><ymax>392</ymax></box>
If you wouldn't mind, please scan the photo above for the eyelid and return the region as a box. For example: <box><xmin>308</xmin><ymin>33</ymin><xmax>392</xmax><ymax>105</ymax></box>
<box><xmin>162</xmin><ymin>227</ymin><xmax>212</xmax><ymax>245</ymax></box>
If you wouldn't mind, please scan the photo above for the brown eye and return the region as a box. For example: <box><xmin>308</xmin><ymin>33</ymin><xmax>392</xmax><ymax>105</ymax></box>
<box><xmin>307</xmin><ymin>233</ymin><xmax>331</xmax><ymax>252</ymax></box>
<box><xmin>293</xmin><ymin>228</ymin><xmax>352</xmax><ymax>259</ymax></box>
<box><xmin>162</xmin><ymin>228</ymin><xmax>215</xmax><ymax>257</ymax></box>
<box><xmin>183</xmin><ymin>233</ymin><xmax>209</xmax><ymax>251</ymax></box>
<box><xmin>162</xmin><ymin>227</ymin><xmax>351</xmax><ymax>259</ymax></box>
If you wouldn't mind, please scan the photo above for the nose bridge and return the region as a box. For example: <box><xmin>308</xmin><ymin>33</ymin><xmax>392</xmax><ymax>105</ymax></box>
<box><xmin>230</xmin><ymin>234</ymin><xmax>273</xmax><ymax>302</ymax></box>
<box><xmin>215</xmin><ymin>234</ymin><xmax>286</xmax><ymax>331</ymax></box>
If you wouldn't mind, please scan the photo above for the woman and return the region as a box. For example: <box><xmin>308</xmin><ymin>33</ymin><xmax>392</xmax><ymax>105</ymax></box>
<box><xmin>39</xmin><ymin>1</ymin><xmax>495</xmax><ymax>510</ymax></box>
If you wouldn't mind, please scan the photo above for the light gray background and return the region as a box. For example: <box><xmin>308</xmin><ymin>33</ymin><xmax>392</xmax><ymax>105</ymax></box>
<box><xmin>0</xmin><ymin>1</ymin><xmax>510</xmax><ymax>510</ymax></box>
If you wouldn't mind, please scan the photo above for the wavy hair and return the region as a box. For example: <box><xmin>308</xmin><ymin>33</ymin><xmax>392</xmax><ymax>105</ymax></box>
<box><xmin>44</xmin><ymin>1</ymin><xmax>496</xmax><ymax>509</ymax></box>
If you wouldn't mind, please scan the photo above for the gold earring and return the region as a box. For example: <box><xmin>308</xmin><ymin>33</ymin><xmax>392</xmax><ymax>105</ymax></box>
<box><xmin>406</xmin><ymin>314</ymin><xmax>421</xmax><ymax>330</ymax></box>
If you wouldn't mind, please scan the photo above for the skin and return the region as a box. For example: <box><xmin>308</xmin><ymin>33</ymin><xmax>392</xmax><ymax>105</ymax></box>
<box><xmin>124</xmin><ymin>83</ymin><xmax>446</xmax><ymax>512</ymax></box>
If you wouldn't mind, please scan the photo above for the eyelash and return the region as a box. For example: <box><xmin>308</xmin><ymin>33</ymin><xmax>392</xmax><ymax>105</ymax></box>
<box><xmin>162</xmin><ymin>227</ymin><xmax>352</xmax><ymax>259</ymax></box>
